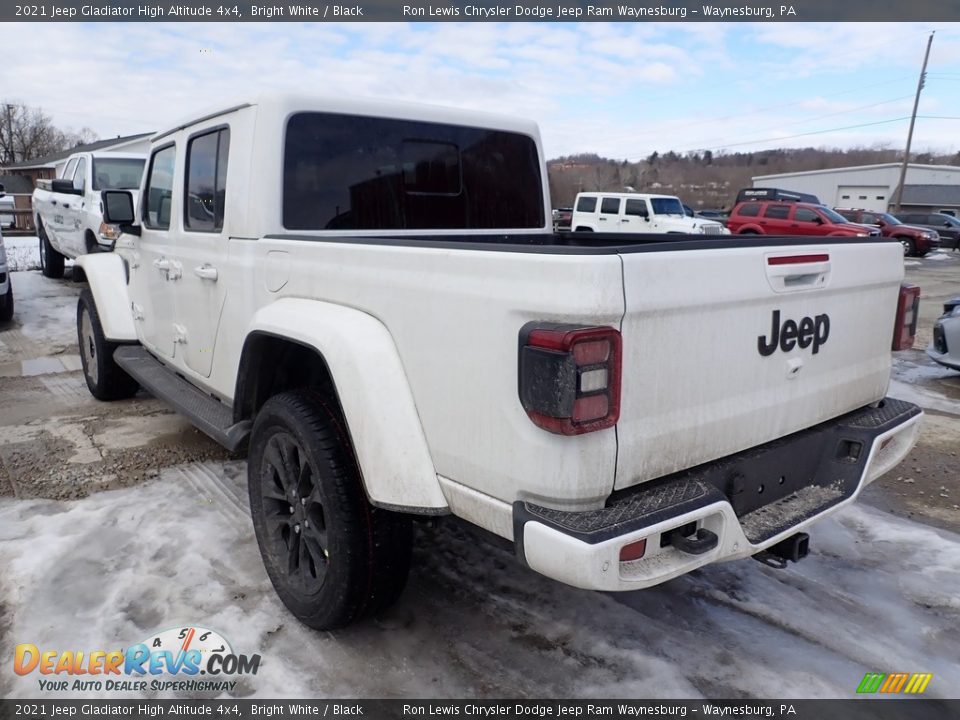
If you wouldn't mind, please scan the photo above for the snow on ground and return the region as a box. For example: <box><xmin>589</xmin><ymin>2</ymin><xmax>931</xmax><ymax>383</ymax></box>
<box><xmin>0</xmin><ymin>271</ymin><xmax>82</xmax><ymax>363</ymax></box>
<box><xmin>890</xmin><ymin>355</ymin><xmax>960</xmax><ymax>417</ymax></box>
<box><xmin>3</xmin><ymin>236</ymin><xmax>42</xmax><ymax>272</ymax></box>
<box><xmin>1</xmin><ymin>461</ymin><xmax>958</xmax><ymax>700</ymax></box>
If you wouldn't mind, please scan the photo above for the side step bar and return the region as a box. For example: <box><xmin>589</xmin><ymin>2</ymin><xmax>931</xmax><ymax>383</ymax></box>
<box><xmin>113</xmin><ymin>346</ymin><xmax>251</xmax><ymax>452</ymax></box>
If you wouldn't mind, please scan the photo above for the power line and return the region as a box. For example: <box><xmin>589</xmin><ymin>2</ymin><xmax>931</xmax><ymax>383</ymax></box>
<box><xmin>684</xmin><ymin>116</ymin><xmax>912</xmax><ymax>153</ymax></box>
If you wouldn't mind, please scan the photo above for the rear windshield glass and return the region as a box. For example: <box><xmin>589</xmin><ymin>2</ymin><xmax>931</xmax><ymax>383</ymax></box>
<box><xmin>92</xmin><ymin>158</ymin><xmax>146</xmax><ymax>190</ymax></box>
<box><xmin>283</xmin><ymin>112</ymin><xmax>544</xmax><ymax>231</ymax></box>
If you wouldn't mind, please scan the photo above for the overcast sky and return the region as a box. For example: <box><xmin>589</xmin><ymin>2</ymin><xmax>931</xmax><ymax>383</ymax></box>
<box><xmin>3</xmin><ymin>21</ymin><xmax>960</xmax><ymax>160</ymax></box>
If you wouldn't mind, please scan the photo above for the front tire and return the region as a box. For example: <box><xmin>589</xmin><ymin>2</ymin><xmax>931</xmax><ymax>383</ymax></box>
<box><xmin>248</xmin><ymin>391</ymin><xmax>412</xmax><ymax>630</ymax></box>
<box><xmin>77</xmin><ymin>289</ymin><xmax>139</xmax><ymax>400</ymax></box>
<box><xmin>0</xmin><ymin>282</ymin><xmax>12</xmax><ymax>323</ymax></box>
<box><xmin>39</xmin><ymin>223</ymin><xmax>65</xmax><ymax>279</ymax></box>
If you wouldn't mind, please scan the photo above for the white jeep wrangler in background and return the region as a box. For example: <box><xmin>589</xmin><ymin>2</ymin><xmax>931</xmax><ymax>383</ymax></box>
<box><xmin>79</xmin><ymin>94</ymin><xmax>922</xmax><ymax>629</ymax></box>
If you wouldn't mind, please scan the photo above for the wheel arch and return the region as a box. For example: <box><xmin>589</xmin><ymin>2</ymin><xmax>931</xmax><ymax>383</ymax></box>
<box><xmin>76</xmin><ymin>253</ymin><xmax>136</xmax><ymax>341</ymax></box>
<box><xmin>236</xmin><ymin>299</ymin><xmax>447</xmax><ymax>514</ymax></box>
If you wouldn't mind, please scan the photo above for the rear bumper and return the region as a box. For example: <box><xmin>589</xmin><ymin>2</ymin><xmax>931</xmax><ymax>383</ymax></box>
<box><xmin>514</xmin><ymin>398</ymin><xmax>921</xmax><ymax>591</ymax></box>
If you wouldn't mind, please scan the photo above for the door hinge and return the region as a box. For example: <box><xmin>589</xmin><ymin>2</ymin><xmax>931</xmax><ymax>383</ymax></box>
<box><xmin>131</xmin><ymin>303</ymin><xmax>145</xmax><ymax>321</ymax></box>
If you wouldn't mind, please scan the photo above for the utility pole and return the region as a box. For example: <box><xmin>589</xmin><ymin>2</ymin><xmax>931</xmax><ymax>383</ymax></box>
<box><xmin>894</xmin><ymin>31</ymin><xmax>934</xmax><ymax>214</ymax></box>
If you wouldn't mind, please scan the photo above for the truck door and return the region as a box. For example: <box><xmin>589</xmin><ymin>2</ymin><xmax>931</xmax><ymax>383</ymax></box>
<box><xmin>127</xmin><ymin>144</ymin><xmax>178</xmax><ymax>359</ymax></box>
<box><xmin>620</xmin><ymin>198</ymin><xmax>649</xmax><ymax>232</ymax></box>
<box><xmin>61</xmin><ymin>157</ymin><xmax>88</xmax><ymax>257</ymax></box>
<box><xmin>173</xmin><ymin>125</ymin><xmax>231</xmax><ymax>378</ymax></box>
<box><xmin>598</xmin><ymin>196</ymin><xmax>621</xmax><ymax>231</ymax></box>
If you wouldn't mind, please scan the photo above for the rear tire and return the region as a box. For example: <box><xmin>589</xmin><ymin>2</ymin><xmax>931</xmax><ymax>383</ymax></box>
<box><xmin>738</xmin><ymin>229</ymin><xmax>759</xmax><ymax>235</ymax></box>
<box><xmin>0</xmin><ymin>282</ymin><xmax>13</xmax><ymax>323</ymax></box>
<box><xmin>896</xmin><ymin>237</ymin><xmax>916</xmax><ymax>257</ymax></box>
<box><xmin>77</xmin><ymin>289</ymin><xmax>139</xmax><ymax>401</ymax></box>
<box><xmin>248</xmin><ymin>390</ymin><xmax>413</xmax><ymax>630</ymax></box>
<box><xmin>39</xmin><ymin>223</ymin><xmax>65</xmax><ymax>279</ymax></box>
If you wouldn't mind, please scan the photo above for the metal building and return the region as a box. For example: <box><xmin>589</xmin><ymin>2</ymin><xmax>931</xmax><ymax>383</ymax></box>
<box><xmin>752</xmin><ymin>163</ymin><xmax>960</xmax><ymax>215</ymax></box>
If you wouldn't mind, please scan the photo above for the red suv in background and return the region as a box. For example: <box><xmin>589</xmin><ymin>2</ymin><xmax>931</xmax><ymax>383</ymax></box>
<box><xmin>727</xmin><ymin>201</ymin><xmax>881</xmax><ymax>237</ymax></box>
<box><xmin>834</xmin><ymin>208</ymin><xmax>940</xmax><ymax>257</ymax></box>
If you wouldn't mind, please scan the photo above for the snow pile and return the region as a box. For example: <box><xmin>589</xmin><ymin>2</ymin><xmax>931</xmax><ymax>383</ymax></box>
<box><xmin>1</xmin><ymin>461</ymin><xmax>958</xmax><ymax>700</ymax></box>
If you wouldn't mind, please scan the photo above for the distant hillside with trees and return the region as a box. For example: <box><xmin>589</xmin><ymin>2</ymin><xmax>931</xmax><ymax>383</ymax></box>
<box><xmin>547</xmin><ymin>146</ymin><xmax>960</xmax><ymax>210</ymax></box>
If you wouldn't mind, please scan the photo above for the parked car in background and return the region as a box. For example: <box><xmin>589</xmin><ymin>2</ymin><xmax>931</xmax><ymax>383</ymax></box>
<box><xmin>553</xmin><ymin>207</ymin><xmax>572</xmax><ymax>231</ymax></box>
<box><xmin>0</xmin><ymin>185</ymin><xmax>14</xmax><ymax>230</ymax></box>
<box><xmin>928</xmin><ymin>296</ymin><xmax>960</xmax><ymax>371</ymax></box>
<box><xmin>0</xmin><ymin>226</ymin><xmax>12</xmax><ymax>322</ymax></box>
<box><xmin>895</xmin><ymin>212</ymin><xmax>960</xmax><ymax>251</ymax></box>
<box><xmin>572</xmin><ymin>192</ymin><xmax>728</xmax><ymax>234</ymax></box>
<box><xmin>833</xmin><ymin>208</ymin><xmax>940</xmax><ymax>257</ymax></box>
<box><xmin>734</xmin><ymin>187</ymin><xmax>822</xmax><ymax>205</ymax></box>
<box><xmin>695</xmin><ymin>208</ymin><xmax>728</xmax><ymax>220</ymax></box>
<box><xmin>32</xmin><ymin>151</ymin><xmax>146</xmax><ymax>278</ymax></box>
<box><xmin>727</xmin><ymin>201</ymin><xmax>881</xmax><ymax>237</ymax></box>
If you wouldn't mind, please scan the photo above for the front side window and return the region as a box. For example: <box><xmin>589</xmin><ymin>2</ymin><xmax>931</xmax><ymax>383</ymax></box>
<box><xmin>283</xmin><ymin>112</ymin><xmax>544</xmax><ymax>230</ymax></box>
<box><xmin>600</xmin><ymin>197</ymin><xmax>621</xmax><ymax>215</ymax></box>
<box><xmin>185</xmin><ymin>128</ymin><xmax>230</xmax><ymax>231</ymax></box>
<box><xmin>649</xmin><ymin>197</ymin><xmax>684</xmax><ymax>216</ymax></box>
<box><xmin>144</xmin><ymin>145</ymin><xmax>176</xmax><ymax>230</ymax></box>
<box><xmin>794</xmin><ymin>208</ymin><xmax>820</xmax><ymax>223</ymax></box>
<box><xmin>61</xmin><ymin>158</ymin><xmax>78</xmax><ymax>181</ymax></box>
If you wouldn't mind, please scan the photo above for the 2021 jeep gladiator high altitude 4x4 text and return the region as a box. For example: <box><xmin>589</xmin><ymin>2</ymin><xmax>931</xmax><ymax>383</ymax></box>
<box><xmin>79</xmin><ymin>95</ymin><xmax>923</xmax><ymax>629</ymax></box>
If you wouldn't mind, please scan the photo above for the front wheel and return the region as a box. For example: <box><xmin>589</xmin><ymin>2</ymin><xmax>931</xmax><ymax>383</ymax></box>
<box><xmin>248</xmin><ymin>391</ymin><xmax>412</xmax><ymax>630</ymax></box>
<box><xmin>77</xmin><ymin>289</ymin><xmax>139</xmax><ymax>400</ymax></box>
<box><xmin>39</xmin><ymin>224</ymin><xmax>65</xmax><ymax>279</ymax></box>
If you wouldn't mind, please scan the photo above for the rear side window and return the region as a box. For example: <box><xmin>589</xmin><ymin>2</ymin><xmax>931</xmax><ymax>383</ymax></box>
<box><xmin>185</xmin><ymin>128</ymin><xmax>230</xmax><ymax>232</ymax></box>
<box><xmin>737</xmin><ymin>203</ymin><xmax>760</xmax><ymax>217</ymax></box>
<box><xmin>794</xmin><ymin>208</ymin><xmax>820</xmax><ymax>223</ymax></box>
<box><xmin>624</xmin><ymin>199</ymin><xmax>647</xmax><ymax>216</ymax></box>
<box><xmin>600</xmin><ymin>197</ymin><xmax>621</xmax><ymax>215</ymax></box>
<box><xmin>576</xmin><ymin>196</ymin><xmax>597</xmax><ymax>213</ymax></box>
<box><xmin>763</xmin><ymin>204</ymin><xmax>790</xmax><ymax>220</ymax></box>
<box><xmin>283</xmin><ymin>112</ymin><xmax>544</xmax><ymax>230</ymax></box>
<box><xmin>144</xmin><ymin>145</ymin><xmax>176</xmax><ymax>230</ymax></box>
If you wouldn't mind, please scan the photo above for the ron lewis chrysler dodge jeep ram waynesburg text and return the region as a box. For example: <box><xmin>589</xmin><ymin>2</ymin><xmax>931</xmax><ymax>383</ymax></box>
<box><xmin>78</xmin><ymin>94</ymin><xmax>923</xmax><ymax>629</ymax></box>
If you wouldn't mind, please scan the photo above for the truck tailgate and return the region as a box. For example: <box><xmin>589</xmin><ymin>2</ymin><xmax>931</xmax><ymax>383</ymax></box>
<box><xmin>615</xmin><ymin>240</ymin><xmax>903</xmax><ymax>491</ymax></box>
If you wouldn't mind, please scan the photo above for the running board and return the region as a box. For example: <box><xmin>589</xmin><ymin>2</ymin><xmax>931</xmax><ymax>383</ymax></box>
<box><xmin>113</xmin><ymin>346</ymin><xmax>250</xmax><ymax>452</ymax></box>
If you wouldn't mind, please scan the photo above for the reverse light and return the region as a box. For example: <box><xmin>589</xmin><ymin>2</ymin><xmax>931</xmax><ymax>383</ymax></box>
<box><xmin>892</xmin><ymin>284</ymin><xmax>921</xmax><ymax>351</ymax></box>
<box><xmin>518</xmin><ymin>323</ymin><xmax>622</xmax><ymax>435</ymax></box>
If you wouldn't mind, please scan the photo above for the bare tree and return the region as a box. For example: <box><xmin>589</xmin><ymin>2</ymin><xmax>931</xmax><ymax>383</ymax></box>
<box><xmin>0</xmin><ymin>102</ymin><xmax>98</xmax><ymax>166</ymax></box>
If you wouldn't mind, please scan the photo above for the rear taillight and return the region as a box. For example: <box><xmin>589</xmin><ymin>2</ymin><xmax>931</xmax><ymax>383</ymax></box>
<box><xmin>892</xmin><ymin>284</ymin><xmax>921</xmax><ymax>351</ymax></box>
<box><xmin>519</xmin><ymin>324</ymin><xmax>622</xmax><ymax>435</ymax></box>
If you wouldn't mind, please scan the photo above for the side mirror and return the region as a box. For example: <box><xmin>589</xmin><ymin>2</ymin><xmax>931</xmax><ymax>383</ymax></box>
<box><xmin>52</xmin><ymin>178</ymin><xmax>82</xmax><ymax>195</ymax></box>
<box><xmin>101</xmin><ymin>190</ymin><xmax>140</xmax><ymax>235</ymax></box>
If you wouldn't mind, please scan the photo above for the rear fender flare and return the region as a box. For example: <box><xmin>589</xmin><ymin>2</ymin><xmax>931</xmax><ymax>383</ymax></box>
<box><xmin>242</xmin><ymin>299</ymin><xmax>446</xmax><ymax>512</ymax></box>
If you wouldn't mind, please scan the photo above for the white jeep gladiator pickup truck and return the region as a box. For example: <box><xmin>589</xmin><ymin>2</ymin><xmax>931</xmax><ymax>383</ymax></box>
<box><xmin>79</xmin><ymin>94</ymin><xmax>922</xmax><ymax>630</ymax></box>
<box><xmin>33</xmin><ymin>150</ymin><xmax>145</xmax><ymax>278</ymax></box>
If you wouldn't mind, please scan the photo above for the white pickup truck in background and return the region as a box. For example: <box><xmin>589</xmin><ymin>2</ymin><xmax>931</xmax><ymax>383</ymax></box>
<box><xmin>32</xmin><ymin>151</ymin><xmax>145</xmax><ymax>278</ymax></box>
<box><xmin>572</xmin><ymin>191</ymin><xmax>729</xmax><ymax>234</ymax></box>
<box><xmin>80</xmin><ymin>94</ymin><xmax>922</xmax><ymax>630</ymax></box>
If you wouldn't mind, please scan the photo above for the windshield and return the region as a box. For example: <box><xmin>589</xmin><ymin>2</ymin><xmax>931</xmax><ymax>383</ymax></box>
<box><xmin>650</xmin><ymin>197</ymin><xmax>684</xmax><ymax>216</ymax></box>
<box><xmin>878</xmin><ymin>213</ymin><xmax>902</xmax><ymax>225</ymax></box>
<box><xmin>92</xmin><ymin>158</ymin><xmax>145</xmax><ymax>190</ymax></box>
<box><xmin>819</xmin><ymin>207</ymin><xmax>851</xmax><ymax>223</ymax></box>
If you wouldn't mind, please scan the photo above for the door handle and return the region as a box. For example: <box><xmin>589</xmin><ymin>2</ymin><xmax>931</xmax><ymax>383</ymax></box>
<box><xmin>153</xmin><ymin>259</ymin><xmax>171</xmax><ymax>271</ymax></box>
<box><xmin>51</xmin><ymin>200</ymin><xmax>57</xmax><ymax>206</ymax></box>
<box><xmin>63</xmin><ymin>204</ymin><xmax>70</xmax><ymax>209</ymax></box>
<box><xmin>599</xmin><ymin>217</ymin><xmax>607</xmax><ymax>221</ymax></box>
<box><xmin>194</xmin><ymin>265</ymin><xmax>218</xmax><ymax>281</ymax></box>
<box><xmin>620</xmin><ymin>218</ymin><xmax>629</xmax><ymax>222</ymax></box>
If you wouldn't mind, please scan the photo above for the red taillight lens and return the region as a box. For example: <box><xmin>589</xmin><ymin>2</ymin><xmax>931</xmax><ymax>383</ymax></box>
<box><xmin>619</xmin><ymin>539</ymin><xmax>647</xmax><ymax>562</ymax></box>
<box><xmin>519</xmin><ymin>324</ymin><xmax>622</xmax><ymax>435</ymax></box>
<box><xmin>892</xmin><ymin>284</ymin><xmax>921</xmax><ymax>351</ymax></box>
